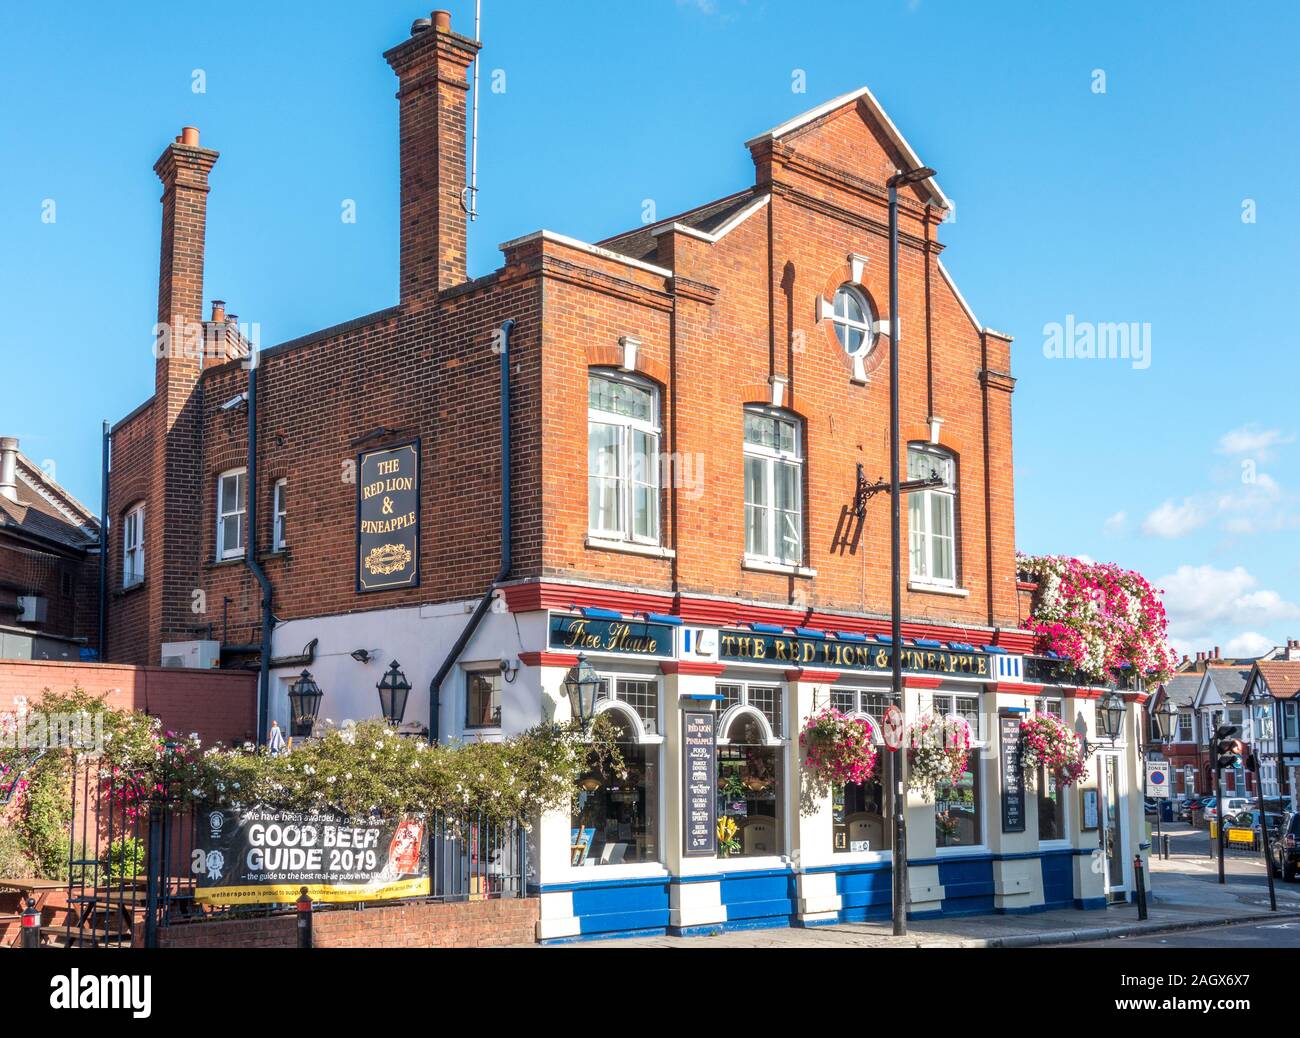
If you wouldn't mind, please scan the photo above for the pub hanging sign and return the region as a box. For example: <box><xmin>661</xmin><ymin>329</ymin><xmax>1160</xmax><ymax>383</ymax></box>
<box><xmin>356</xmin><ymin>441</ymin><xmax>420</xmax><ymax>592</ymax></box>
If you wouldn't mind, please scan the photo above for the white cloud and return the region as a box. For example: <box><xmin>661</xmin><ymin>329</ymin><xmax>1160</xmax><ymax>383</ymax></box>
<box><xmin>1157</xmin><ymin>564</ymin><xmax>1300</xmax><ymax>652</ymax></box>
<box><xmin>1142</xmin><ymin>498</ymin><xmax>1209</xmax><ymax>538</ymax></box>
<box><xmin>1103</xmin><ymin>510</ymin><xmax>1127</xmax><ymax>535</ymax></box>
<box><xmin>1223</xmin><ymin>632</ymin><xmax>1278</xmax><ymax>659</ymax></box>
<box><xmin>1216</xmin><ymin>425</ymin><xmax>1294</xmax><ymax>456</ymax></box>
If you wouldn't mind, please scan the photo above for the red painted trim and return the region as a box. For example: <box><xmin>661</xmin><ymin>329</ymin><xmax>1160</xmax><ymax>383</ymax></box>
<box><xmin>902</xmin><ymin>676</ymin><xmax>943</xmax><ymax>689</ymax></box>
<box><xmin>1071</xmin><ymin>688</ymin><xmax>1104</xmax><ymax>700</ymax></box>
<box><xmin>1122</xmin><ymin>692</ymin><xmax>1150</xmax><ymax>705</ymax></box>
<box><xmin>784</xmin><ymin>669</ymin><xmax>841</xmax><ymax>683</ymax></box>
<box><xmin>988</xmin><ymin>682</ymin><xmax>1046</xmax><ymax>696</ymax></box>
<box><xmin>518</xmin><ymin>651</ymin><xmax>579</xmax><ymax>668</ymax></box>
<box><xmin>500</xmin><ymin>580</ymin><xmax>1039</xmax><ymax>650</ymax></box>
<box><xmin>1016</xmin><ymin>581</ymin><xmax>1038</xmax><ymax>592</ymax></box>
<box><xmin>660</xmin><ymin>661</ymin><xmax>727</xmax><ymax>676</ymax></box>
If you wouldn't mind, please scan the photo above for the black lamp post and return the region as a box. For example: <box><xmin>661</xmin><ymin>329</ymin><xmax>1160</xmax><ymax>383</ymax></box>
<box><xmin>1098</xmin><ymin>690</ymin><xmax>1125</xmax><ymax>742</ymax></box>
<box><xmin>884</xmin><ymin>164</ymin><xmax>936</xmax><ymax>939</ymax></box>
<box><xmin>377</xmin><ymin>660</ymin><xmax>412</xmax><ymax>726</ymax></box>
<box><xmin>1155</xmin><ymin>695</ymin><xmax>1177</xmax><ymax>742</ymax></box>
<box><xmin>287</xmin><ymin>669</ymin><xmax>323</xmax><ymax>738</ymax></box>
<box><xmin>563</xmin><ymin>653</ymin><xmax>602</xmax><ymax>729</ymax></box>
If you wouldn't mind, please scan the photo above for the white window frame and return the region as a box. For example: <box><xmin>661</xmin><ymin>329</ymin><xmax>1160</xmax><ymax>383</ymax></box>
<box><xmin>122</xmin><ymin>502</ymin><xmax>145</xmax><ymax>589</ymax></box>
<box><xmin>594</xmin><ymin>671</ymin><xmax>664</xmax><ymax>741</ymax></box>
<box><xmin>743</xmin><ymin>406</ymin><xmax>804</xmax><ymax>567</ymax></box>
<box><xmin>907</xmin><ymin>443</ymin><xmax>958</xmax><ymax>588</ymax></box>
<box><xmin>464</xmin><ymin>666</ymin><xmax>503</xmax><ymax>731</ymax></box>
<box><xmin>272</xmin><ymin>478</ymin><xmax>288</xmax><ymax>551</ymax></box>
<box><xmin>216</xmin><ymin>467</ymin><xmax>247</xmax><ymax>561</ymax></box>
<box><xmin>587</xmin><ymin>370</ymin><xmax>661</xmax><ymax>546</ymax></box>
<box><xmin>831</xmin><ymin>284</ymin><xmax>875</xmax><ymax>357</ymax></box>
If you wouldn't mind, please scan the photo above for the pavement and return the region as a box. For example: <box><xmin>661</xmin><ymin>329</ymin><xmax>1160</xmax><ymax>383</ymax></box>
<box><xmin>562</xmin><ymin>825</ymin><xmax>1300</xmax><ymax>949</ymax></box>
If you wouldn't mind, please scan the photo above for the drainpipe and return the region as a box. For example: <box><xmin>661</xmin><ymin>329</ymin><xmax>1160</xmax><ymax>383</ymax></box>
<box><xmin>98</xmin><ymin>420</ymin><xmax>110</xmax><ymax>660</ymax></box>
<box><xmin>427</xmin><ymin>318</ymin><xmax>514</xmax><ymax>744</ymax></box>
<box><xmin>245</xmin><ymin>357</ymin><xmax>274</xmax><ymax>746</ymax></box>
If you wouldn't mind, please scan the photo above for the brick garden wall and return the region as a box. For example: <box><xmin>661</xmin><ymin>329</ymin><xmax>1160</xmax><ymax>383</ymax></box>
<box><xmin>0</xmin><ymin>659</ymin><xmax>256</xmax><ymax>746</ymax></box>
<box><xmin>155</xmin><ymin>896</ymin><xmax>539</xmax><ymax>948</ymax></box>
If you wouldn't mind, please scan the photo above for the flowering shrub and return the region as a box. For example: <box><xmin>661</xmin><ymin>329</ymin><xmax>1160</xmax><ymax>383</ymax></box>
<box><xmin>1</xmin><ymin>687</ymin><xmax>624</xmax><ymax>839</ymax></box>
<box><xmin>906</xmin><ymin>712</ymin><xmax>971</xmax><ymax>800</ymax></box>
<box><xmin>1019</xmin><ymin>713</ymin><xmax>1088</xmax><ymax>785</ymax></box>
<box><xmin>800</xmin><ymin>708</ymin><xmax>878</xmax><ymax>790</ymax></box>
<box><xmin>1018</xmin><ymin>554</ymin><xmax>1177</xmax><ymax>686</ymax></box>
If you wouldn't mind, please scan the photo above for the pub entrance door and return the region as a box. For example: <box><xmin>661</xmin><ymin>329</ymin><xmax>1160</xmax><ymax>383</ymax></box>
<box><xmin>1097</xmin><ymin>751</ymin><xmax>1127</xmax><ymax>904</ymax></box>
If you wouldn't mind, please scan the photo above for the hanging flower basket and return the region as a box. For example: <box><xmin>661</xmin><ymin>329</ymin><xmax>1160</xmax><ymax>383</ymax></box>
<box><xmin>800</xmin><ymin>708</ymin><xmax>878</xmax><ymax>787</ymax></box>
<box><xmin>906</xmin><ymin>712</ymin><xmax>971</xmax><ymax>801</ymax></box>
<box><xmin>1017</xmin><ymin>554</ymin><xmax>1178</xmax><ymax>686</ymax></box>
<box><xmin>1019</xmin><ymin>713</ymin><xmax>1088</xmax><ymax>786</ymax></box>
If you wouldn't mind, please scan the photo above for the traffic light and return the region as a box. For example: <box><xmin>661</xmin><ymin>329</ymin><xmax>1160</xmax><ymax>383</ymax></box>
<box><xmin>1212</xmin><ymin>723</ymin><xmax>1242</xmax><ymax>771</ymax></box>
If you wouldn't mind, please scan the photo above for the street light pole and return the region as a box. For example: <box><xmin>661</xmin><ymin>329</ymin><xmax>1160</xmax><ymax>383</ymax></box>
<box><xmin>885</xmin><ymin>165</ymin><xmax>935</xmax><ymax>938</ymax></box>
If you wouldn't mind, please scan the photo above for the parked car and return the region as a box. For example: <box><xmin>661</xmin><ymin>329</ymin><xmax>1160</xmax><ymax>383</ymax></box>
<box><xmin>1177</xmin><ymin>797</ymin><xmax>1204</xmax><ymax>822</ymax></box>
<box><xmin>1267</xmin><ymin>812</ymin><xmax>1300</xmax><ymax>882</ymax></box>
<box><xmin>1143</xmin><ymin>797</ymin><xmax>1159</xmax><ymax>816</ymax></box>
<box><xmin>1217</xmin><ymin>797</ymin><xmax>1253</xmax><ymax>823</ymax></box>
<box><xmin>1225</xmin><ymin>810</ymin><xmax>1285</xmax><ymax>841</ymax></box>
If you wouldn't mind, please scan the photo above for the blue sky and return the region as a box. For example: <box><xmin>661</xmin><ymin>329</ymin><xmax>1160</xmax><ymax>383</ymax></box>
<box><xmin>3</xmin><ymin>0</ymin><xmax>1298</xmax><ymax>658</ymax></box>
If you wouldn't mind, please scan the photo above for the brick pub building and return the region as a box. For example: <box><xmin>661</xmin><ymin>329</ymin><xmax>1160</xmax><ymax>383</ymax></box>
<box><xmin>100</xmin><ymin>11</ymin><xmax>1150</xmax><ymax>939</ymax></box>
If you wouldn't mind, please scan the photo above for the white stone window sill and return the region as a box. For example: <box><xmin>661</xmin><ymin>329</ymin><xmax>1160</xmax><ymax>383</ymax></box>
<box><xmin>585</xmin><ymin>536</ymin><xmax>675</xmax><ymax>559</ymax></box>
<box><xmin>743</xmin><ymin>557</ymin><xmax>817</xmax><ymax>578</ymax></box>
<box><xmin>908</xmin><ymin>581</ymin><xmax>970</xmax><ymax>598</ymax></box>
<box><xmin>935</xmin><ymin>844</ymin><xmax>991</xmax><ymax>859</ymax></box>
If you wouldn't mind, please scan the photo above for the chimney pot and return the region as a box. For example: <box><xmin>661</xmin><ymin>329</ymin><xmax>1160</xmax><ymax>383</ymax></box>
<box><xmin>432</xmin><ymin>9</ymin><xmax>451</xmax><ymax>31</ymax></box>
<box><xmin>1214</xmin><ymin>645</ymin><xmax>1220</xmax><ymax>658</ymax></box>
<box><xmin>411</xmin><ymin>17</ymin><xmax>431</xmax><ymax>34</ymax></box>
<box><xmin>181</xmin><ymin>126</ymin><xmax>200</xmax><ymax>147</ymax></box>
<box><xmin>211</xmin><ymin>300</ymin><xmax>226</xmax><ymax>323</ymax></box>
<box><xmin>0</xmin><ymin>437</ymin><xmax>18</xmax><ymax>503</ymax></box>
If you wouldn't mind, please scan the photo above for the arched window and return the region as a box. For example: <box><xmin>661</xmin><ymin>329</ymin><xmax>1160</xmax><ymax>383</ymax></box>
<box><xmin>907</xmin><ymin>443</ymin><xmax>957</xmax><ymax>586</ymax></box>
<box><xmin>831</xmin><ymin>284</ymin><xmax>875</xmax><ymax>357</ymax></box>
<box><xmin>717</xmin><ymin>710</ymin><xmax>782</xmax><ymax>858</ymax></box>
<box><xmin>571</xmin><ymin>672</ymin><xmax>661</xmax><ymax>868</ymax></box>
<box><xmin>216</xmin><ymin>467</ymin><xmax>247</xmax><ymax>560</ymax></box>
<box><xmin>588</xmin><ymin>370</ymin><xmax>660</xmax><ymax>544</ymax></box>
<box><xmin>743</xmin><ymin>406</ymin><xmax>803</xmax><ymax>566</ymax></box>
<box><xmin>122</xmin><ymin>502</ymin><xmax>145</xmax><ymax>588</ymax></box>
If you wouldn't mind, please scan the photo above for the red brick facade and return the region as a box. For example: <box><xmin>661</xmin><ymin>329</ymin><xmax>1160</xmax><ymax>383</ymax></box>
<box><xmin>104</xmin><ymin>14</ymin><xmax>1023</xmax><ymax>669</ymax></box>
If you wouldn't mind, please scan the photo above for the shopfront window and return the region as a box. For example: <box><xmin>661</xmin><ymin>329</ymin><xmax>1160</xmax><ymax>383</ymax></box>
<box><xmin>717</xmin><ymin>713</ymin><xmax>781</xmax><ymax>857</ymax></box>
<box><xmin>833</xmin><ymin>756</ymin><xmax>892</xmax><ymax>854</ymax></box>
<box><xmin>571</xmin><ymin>711</ymin><xmax>659</xmax><ymax>867</ymax></box>
<box><xmin>1038</xmin><ymin>766</ymin><xmax>1065</xmax><ymax>840</ymax></box>
<box><xmin>595</xmin><ymin>675</ymin><xmax>659</xmax><ymax>736</ymax></box>
<box><xmin>716</xmin><ymin>682</ymin><xmax>783</xmax><ymax>737</ymax></box>
<box><xmin>934</xmin><ymin>751</ymin><xmax>980</xmax><ymax>848</ymax></box>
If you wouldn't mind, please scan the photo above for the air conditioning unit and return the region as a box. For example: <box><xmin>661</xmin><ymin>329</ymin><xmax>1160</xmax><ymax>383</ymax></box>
<box><xmin>16</xmin><ymin>596</ymin><xmax>47</xmax><ymax>623</ymax></box>
<box><xmin>160</xmin><ymin>640</ymin><xmax>222</xmax><ymax>669</ymax></box>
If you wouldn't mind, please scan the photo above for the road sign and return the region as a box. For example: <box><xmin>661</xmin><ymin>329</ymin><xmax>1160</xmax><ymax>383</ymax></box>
<box><xmin>882</xmin><ymin>704</ymin><xmax>904</xmax><ymax>750</ymax></box>
<box><xmin>1146</xmin><ymin>762</ymin><xmax>1170</xmax><ymax>798</ymax></box>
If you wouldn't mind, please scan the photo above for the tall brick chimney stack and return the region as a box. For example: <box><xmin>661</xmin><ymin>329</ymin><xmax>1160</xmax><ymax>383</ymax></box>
<box><xmin>385</xmin><ymin>10</ymin><xmax>480</xmax><ymax>309</ymax></box>
<box><xmin>149</xmin><ymin>126</ymin><xmax>218</xmax><ymax>663</ymax></box>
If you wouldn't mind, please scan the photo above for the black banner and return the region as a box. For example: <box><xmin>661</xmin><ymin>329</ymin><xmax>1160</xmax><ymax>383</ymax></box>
<box><xmin>682</xmin><ymin>711</ymin><xmax>717</xmax><ymax>857</ymax></box>
<box><xmin>357</xmin><ymin>441</ymin><xmax>420</xmax><ymax>592</ymax></box>
<box><xmin>1000</xmin><ymin>713</ymin><xmax>1026</xmax><ymax>833</ymax></box>
<box><xmin>193</xmin><ymin>806</ymin><xmax>430</xmax><ymax>905</ymax></box>
<box><xmin>719</xmin><ymin>630</ymin><xmax>992</xmax><ymax>678</ymax></box>
<box><xmin>549</xmin><ymin>614</ymin><xmax>675</xmax><ymax>658</ymax></box>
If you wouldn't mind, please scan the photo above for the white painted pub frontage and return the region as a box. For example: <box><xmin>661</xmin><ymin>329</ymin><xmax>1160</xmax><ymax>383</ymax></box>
<box><xmin>262</xmin><ymin>579</ymin><xmax>1149</xmax><ymax>942</ymax></box>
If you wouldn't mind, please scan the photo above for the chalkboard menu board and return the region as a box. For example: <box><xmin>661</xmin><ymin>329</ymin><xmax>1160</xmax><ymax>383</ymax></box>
<box><xmin>682</xmin><ymin>711</ymin><xmax>717</xmax><ymax>857</ymax></box>
<box><xmin>999</xmin><ymin>712</ymin><xmax>1026</xmax><ymax>833</ymax></box>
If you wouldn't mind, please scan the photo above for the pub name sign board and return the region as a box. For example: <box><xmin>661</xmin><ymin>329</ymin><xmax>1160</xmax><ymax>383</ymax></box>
<box><xmin>548</xmin><ymin>614</ymin><xmax>675</xmax><ymax>659</ymax></box>
<box><xmin>356</xmin><ymin>441</ymin><xmax>420</xmax><ymax>592</ymax></box>
<box><xmin>719</xmin><ymin>630</ymin><xmax>992</xmax><ymax>678</ymax></box>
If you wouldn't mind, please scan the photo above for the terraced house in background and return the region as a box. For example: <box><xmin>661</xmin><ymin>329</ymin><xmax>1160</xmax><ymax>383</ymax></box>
<box><xmin>97</xmin><ymin>10</ymin><xmax>1152</xmax><ymax>940</ymax></box>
